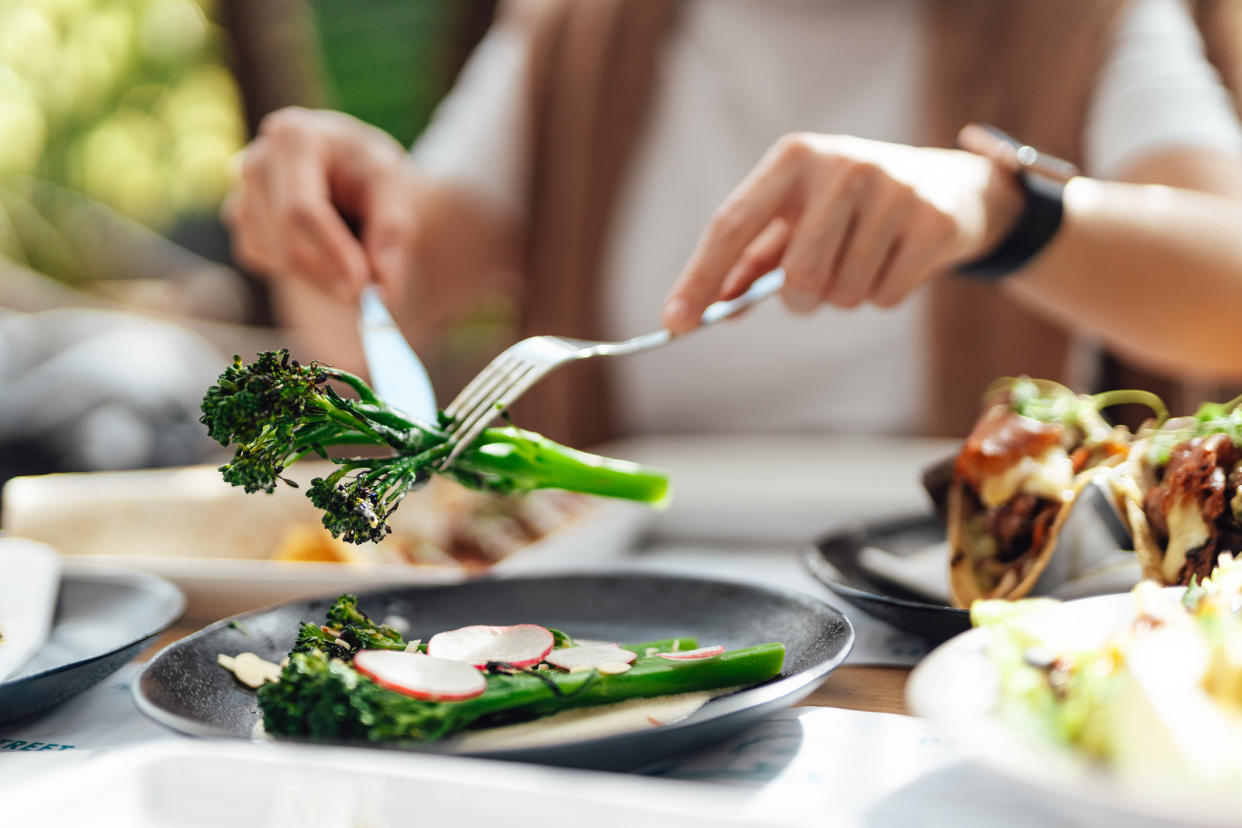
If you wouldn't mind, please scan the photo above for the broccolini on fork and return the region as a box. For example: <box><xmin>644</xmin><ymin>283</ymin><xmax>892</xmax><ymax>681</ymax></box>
<box><xmin>200</xmin><ymin>350</ymin><xmax>669</xmax><ymax>544</ymax></box>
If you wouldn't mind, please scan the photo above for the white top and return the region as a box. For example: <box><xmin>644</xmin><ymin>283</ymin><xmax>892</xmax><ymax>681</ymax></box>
<box><xmin>412</xmin><ymin>0</ymin><xmax>1242</xmax><ymax>435</ymax></box>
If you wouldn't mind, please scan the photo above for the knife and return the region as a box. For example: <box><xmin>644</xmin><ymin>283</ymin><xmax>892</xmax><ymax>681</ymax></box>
<box><xmin>357</xmin><ymin>285</ymin><xmax>439</xmax><ymax>426</ymax></box>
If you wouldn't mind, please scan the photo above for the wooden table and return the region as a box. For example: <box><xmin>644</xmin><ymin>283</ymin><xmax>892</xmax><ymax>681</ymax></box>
<box><xmin>139</xmin><ymin>625</ymin><xmax>913</xmax><ymax>716</ymax></box>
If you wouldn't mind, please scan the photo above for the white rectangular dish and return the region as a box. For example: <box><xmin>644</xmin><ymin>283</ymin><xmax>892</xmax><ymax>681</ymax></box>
<box><xmin>4</xmin><ymin>741</ymin><xmax>787</xmax><ymax>828</ymax></box>
<box><xmin>2</xmin><ymin>464</ymin><xmax>652</xmax><ymax>621</ymax></box>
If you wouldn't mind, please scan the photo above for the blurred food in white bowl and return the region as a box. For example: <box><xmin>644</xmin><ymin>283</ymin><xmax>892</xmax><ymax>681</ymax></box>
<box><xmin>909</xmin><ymin>555</ymin><xmax>1242</xmax><ymax>828</ymax></box>
<box><xmin>1</xmin><ymin>463</ymin><xmax>650</xmax><ymax>620</ymax></box>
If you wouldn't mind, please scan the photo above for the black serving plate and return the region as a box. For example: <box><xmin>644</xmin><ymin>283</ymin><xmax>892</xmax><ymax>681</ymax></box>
<box><xmin>0</xmin><ymin>565</ymin><xmax>185</xmax><ymax>725</ymax></box>
<box><xmin>135</xmin><ymin>571</ymin><xmax>853</xmax><ymax>770</ymax></box>
<box><xmin>803</xmin><ymin>514</ymin><xmax>971</xmax><ymax>645</ymax></box>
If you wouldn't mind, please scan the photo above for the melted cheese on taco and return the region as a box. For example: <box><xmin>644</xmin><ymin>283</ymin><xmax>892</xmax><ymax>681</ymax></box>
<box><xmin>1163</xmin><ymin>496</ymin><xmax>1213</xmax><ymax>584</ymax></box>
<box><xmin>979</xmin><ymin>447</ymin><xmax>1075</xmax><ymax>508</ymax></box>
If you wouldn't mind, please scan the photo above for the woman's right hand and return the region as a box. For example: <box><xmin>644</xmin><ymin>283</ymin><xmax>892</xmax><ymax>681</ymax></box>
<box><xmin>222</xmin><ymin>107</ymin><xmax>422</xmax><ymax>303</ymax></box>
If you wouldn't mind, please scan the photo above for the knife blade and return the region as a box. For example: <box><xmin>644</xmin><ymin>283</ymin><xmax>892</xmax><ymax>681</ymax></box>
<box><xmin>357</xmin><ymin>285</ymin><xmax>438</xmax><ymax>426</ymax></box>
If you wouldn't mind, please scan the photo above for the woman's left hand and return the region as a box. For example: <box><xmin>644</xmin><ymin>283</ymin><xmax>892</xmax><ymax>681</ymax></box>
<box><xmin>661</xmin><ymin>132</ymin><xmax>1024</xmax><ymax>331</ymax></box>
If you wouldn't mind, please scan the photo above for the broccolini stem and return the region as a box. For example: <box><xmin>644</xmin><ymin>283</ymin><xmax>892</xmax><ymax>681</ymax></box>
<box><xmin>308</xmin><ymin>399</ymin><xmax>392</xmax><ymax>445</ymax></box>
<box><xmin>323</xmin><ymin>368</ymin><xmax>381</xmax><ymax>406</ymax></box>
<box><xmin>409</xmin><ymin>643</ymin><xmax>785</xmax><ymax>740</ymax></box>
<box><xmin>454</xmin><ymin>427</ymin><xmax>670</xmax><ymax>505</ymax></box>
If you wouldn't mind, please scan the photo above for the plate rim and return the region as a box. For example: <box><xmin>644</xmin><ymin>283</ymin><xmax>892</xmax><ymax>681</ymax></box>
<box><xmin>0</xmin><ymin>562</ymin><xmax>185</xmax><ymax>691</ymax></box>
<box><xmin>133</xmin><ymin>569</ymin><xmax>855</xmax><ymax>757</ymax></box>
<box><xmin>802</xmin><ymin>513</ymin><xmax>970</xmax><ymax>617</ymax></box>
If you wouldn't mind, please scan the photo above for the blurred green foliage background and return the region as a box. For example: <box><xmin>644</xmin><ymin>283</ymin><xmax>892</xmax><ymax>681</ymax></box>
<box><xmin>310</xmin><ymin>0</ymin><xmax>462</xmax><ymax>149</ymax></box>
<box><xmin>0</xmin><ymin>0</ymin><xmax>244</xmax><ymax>230</ymax></box>
<box><xmin>0</xmin><ymin>0</ymin><xmax>493</xmax><ymax>297</ymax></box>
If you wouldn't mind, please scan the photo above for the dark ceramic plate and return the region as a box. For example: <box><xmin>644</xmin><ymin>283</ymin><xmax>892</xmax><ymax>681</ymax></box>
<box><xmin>0</xmin><ymin>564</ymin><xmax>185</xmax><ymax>725</ymax></box>
<box><xmin>135</xmin><ymin>571</ymin><xmax>853</xmax><ymax>770</ymax></box>
<box><xmin>803</xmin><ymin>514</ymin><xmax>971</xmax><ymax>645</ymax></box>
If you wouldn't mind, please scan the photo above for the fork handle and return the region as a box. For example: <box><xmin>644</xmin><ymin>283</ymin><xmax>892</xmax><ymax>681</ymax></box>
<box><xmin>699</xmin><ymin>268</ymin><xmax>785</xmax><ymax>326</ymax></box>
<box><xmin>608</xmin><ymin>268</ymin><xmax>786</xmax><ymax>356</ymax></box>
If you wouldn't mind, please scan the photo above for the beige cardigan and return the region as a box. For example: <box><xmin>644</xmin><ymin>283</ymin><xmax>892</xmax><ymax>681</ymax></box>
<box><xmin>507</xmin><ymin>0</ymin><xmax>1240</xmax><ymax>445</ymax></box>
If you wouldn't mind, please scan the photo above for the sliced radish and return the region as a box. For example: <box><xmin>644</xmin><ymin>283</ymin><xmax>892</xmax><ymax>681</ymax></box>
<box><xmin>353</xmin><ymin>650</ymin><xmax>486</xmax><ymax>701</ymax></box>
<box><xmin>427</xmin><ymin>624</ymin><xmax>554</xmax><ymax>668</ymax></box>
<box><xmin>545</xmin><ymin>643</ymin><xmax>637</xmax><ymax>671</ymax></box>
<box><xmin>657</xmin><ymin>645</ymin><xmax>725</xmax><ymax>661</ymax></box>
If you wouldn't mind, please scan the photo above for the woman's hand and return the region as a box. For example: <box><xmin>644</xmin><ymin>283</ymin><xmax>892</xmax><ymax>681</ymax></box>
<box><xmin>222</xmin><ymin>107</ymin><xmax>421</xmax><ymax>302</ymax></box>
<box><xmin>661</xmin><ymin>132</ymin><xmax>1025</xmax><ymax>331</ymax></box>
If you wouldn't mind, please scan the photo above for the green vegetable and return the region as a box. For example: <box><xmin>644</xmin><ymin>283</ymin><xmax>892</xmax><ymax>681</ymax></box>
<box><xmin>200</xmin><ymin>350</ymin><xmax>670</xmax><ymax>543</ymax></box>
<box><xmin>259</xmin><ymin>643</ymin><xmax>785</xmax><ymax>743</ymax></box>
<box><xmin>974</xmin><ymin>597</ymin><xmax>1123</xmax><ymax>757</ymax></box>
<box><xmin>986</xmin><ymin>376</ymin><xmax>1167</xmax><ymax>442</ymax></box>
<box><xmin>292</xmin><ymin>622</ymin><xmax>351</xmax><ymax>658</ymax></box>
<box><xmin>257</xmin><ymin>595</ymin><xmax>783</xmax><ymax>743</ymax></box>
<box><xmin>326</xmin><ymin>594</ymin><xmax>405</xmax><ymax>652</ymax></box>
<box><xmin>1145</xmin><ymin>393</ymin><xmax>1242</xmax><ymax>467</ymax></box>
<box><xmin>292</xmin><ymin>595</ymin><xmax>410</xmax><ymax>658</ymax></box>
<box><xmin>969</xmin><ymin>597</ymin><xmax>1061</xmax><ymax>630</ymax></box>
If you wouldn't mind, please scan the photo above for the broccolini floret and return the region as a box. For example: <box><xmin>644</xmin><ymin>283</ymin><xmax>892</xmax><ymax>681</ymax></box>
<box><xmin>200</xmin><ymin>350</ymin><xmax>669</xmax><ymax>544</ymax></box>
<box><xmin>326</xmin><ymin>594</ymin><xmax>406</xmax><ymax>652</ymax></box>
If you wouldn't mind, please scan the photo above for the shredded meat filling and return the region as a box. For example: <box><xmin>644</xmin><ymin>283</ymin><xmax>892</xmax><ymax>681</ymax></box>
<box><xmin>986</xmin><ymin>492</ymin><xmax>1061</xmax><ymax>564</ymax></box>
<box><xmin>1144</xmin><ymin>433</ymin><xmax>1242</xmax><ymax>584</ymax></box>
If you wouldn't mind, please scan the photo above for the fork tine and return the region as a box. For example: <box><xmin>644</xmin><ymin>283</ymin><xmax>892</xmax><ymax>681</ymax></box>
<box><xmin>449</xmin><ymin>362</ymin><xmax>538</xmax><ymax>442</ymax></box>
<box><xmin>444</xmin><ymin>349</ymin><xmax>520</xmax><ymax>419</ymax></box>
<box><xmin>445</xmin><ymin>354</ymin><xmax>521</xmax><ymax>420</ymax></box>
<box><xmin>441</xmin><ymin>364</ymin><xmax>544</xmax><ymax>467</ymax></box>
<box><xmin>445</xmin><ymin>359</ymin><xmax>531</xmax><ymax>438</ymax></box>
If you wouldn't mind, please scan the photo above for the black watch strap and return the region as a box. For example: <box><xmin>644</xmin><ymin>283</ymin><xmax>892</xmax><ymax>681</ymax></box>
<box><xmin>955</xmin><ymin>125</ymin><xmax>1079</xmax><ymax>280</ymax></box>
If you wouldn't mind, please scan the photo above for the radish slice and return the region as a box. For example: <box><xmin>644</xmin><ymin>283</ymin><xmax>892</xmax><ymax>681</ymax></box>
<box><xmin>427</xmin><ymin>624</ymin><xmax>554</xmax><ymax>668</ymax></box>
<box><xmin>354</xmin><ymin>650</ymin><xmax>486</xmax><ymax>701</ymax></box>
<box><xmin>657</xmin><ymin>645</ymin><xmax>725</xmax><ymax>661</ymax></box>
<box><xmin>545</xmin><ymin>643</ymin><xmax>637</xmax><ymax>671</ymax></box>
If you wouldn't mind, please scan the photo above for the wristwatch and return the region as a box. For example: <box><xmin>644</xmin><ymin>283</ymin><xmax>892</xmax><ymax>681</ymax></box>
<box><xmin>955</xmin><ymin>124</ymin><xmax>1080</xmax><ymax>280</ymax></box>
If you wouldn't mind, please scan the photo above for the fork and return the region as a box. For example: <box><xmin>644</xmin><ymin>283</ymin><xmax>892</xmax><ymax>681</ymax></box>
<box><xmin>439</xmin><ymin>268</ymin><xmax>786</xmax><ymax>466</ymax></box>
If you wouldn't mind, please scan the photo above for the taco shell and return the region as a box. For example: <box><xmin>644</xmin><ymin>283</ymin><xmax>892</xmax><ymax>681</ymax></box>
<box><xmin>1103</xmin><ymin>442</ymin><xmax>1218</xmax><ymax>586</ymax></box>
<box><xmin>947</xmin><ymin>473</ymin><xmax>1095</xmax><ymax>608</ymax></box>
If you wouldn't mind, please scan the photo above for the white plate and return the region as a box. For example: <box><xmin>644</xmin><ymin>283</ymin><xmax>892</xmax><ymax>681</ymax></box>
<box><xmin>0</xmin><ymin>561</ymin><xmax>184</xmax><ymax>724</ymax></box>
<box><xmin>3</xmin><ymin>740</ymin><xmax>789</xmax><ymax>828</ymax></box>
<box><xmin>2</xmin><ymin>464</ymin><xmax>652</xmax><ymax>621</ymax></box>
<box><xmin>0</xmin><ymin>538</ymin><xmax>61</xmax><ymax>680</ymax></box>
<box><xmin>907</xmin><ymin>591</ymin><xmax>1240</xmax><ymax>828</ymax></box>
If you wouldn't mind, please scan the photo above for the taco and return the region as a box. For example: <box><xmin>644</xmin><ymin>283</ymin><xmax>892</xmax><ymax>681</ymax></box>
<box><xmin>1110</xmin><ymin>399</ymin><xmax>1242</xmax><ymax>586</ymax></box>
<box><xmin>946</xmin><ymin>378</ymin><xmax>1164</xmax><ymax>608</ymax></box>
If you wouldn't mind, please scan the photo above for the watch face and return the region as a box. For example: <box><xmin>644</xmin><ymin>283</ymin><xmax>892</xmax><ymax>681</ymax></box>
<box><xmin>1015</xmin><ymin>144</ymin><xmax>1040</xmax><ymax>167</ymax></box>
<box><xmin>1022</xmin><ymin>149</ymin><xmax>1079</xmax><ymax>183</ymax></box>
<box><xmin>970</xmin><ymin>123</ymin><xmax>1080</xmax><ymax>183</ymax></box>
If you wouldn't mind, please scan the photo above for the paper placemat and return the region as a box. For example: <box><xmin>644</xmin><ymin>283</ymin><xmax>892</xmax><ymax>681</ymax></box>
<box><xmin>0</xmin><ymin>664</ymin><xmax>179</xmax><ymax>787</ymax></box>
